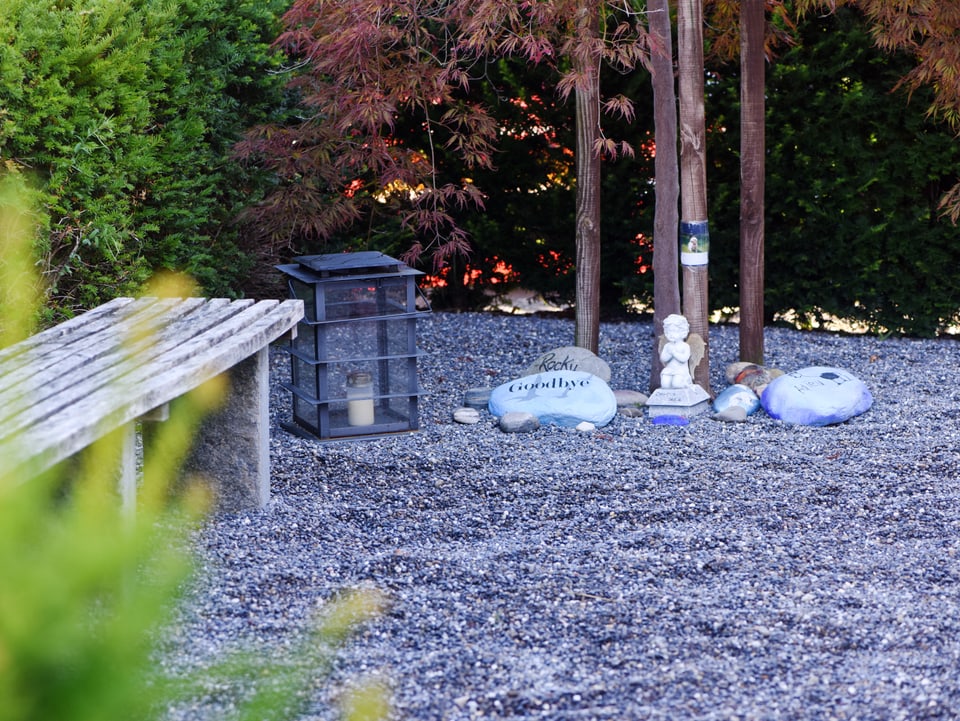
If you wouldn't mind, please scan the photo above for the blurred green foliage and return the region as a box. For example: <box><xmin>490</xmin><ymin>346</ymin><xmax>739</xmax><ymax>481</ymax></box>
<box><xmin>0</xmin><ymin>176</ymin><xmax>386</xmax><ymax>721</ymax></box>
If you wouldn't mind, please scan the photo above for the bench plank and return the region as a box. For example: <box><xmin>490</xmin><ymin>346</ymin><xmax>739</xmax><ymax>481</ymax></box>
<box><xmin>0</xmin><ymin>298</ymin><xmax>304</xmax><ymax>494</ymax></box>
<box><xmin>0</xmin><ymin>299</ymin><xmax>267</xmax><ymax>430</ymax></box>
<box><xmin>0</xmin><ymin>298</ymin><xmax>212</xmax><ymax>417</ymax></box>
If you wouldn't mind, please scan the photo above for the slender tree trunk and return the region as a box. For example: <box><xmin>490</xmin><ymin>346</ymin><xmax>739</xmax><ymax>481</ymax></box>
<box><xmin>648</xmin><ymin>0</ymin><xmax>681</xmax><ymax>391</ymax></box>
<box><xmin>740</xmin><ymin>0</ymin><xmax>766</xmax><ymax>364</ymax></box>
<box><xmin>677</xmin><ymin>0</ymin><xmax>711</xmax><ymax>394</ymax></box>
<box><xmin>573</xmin><ymin>1</ymin><xmax>602</xmax><ymax>353</ymax></box>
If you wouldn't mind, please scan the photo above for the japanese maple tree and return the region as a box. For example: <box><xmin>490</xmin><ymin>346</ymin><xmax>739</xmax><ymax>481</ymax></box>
<box><xmin>236</xmin><ymin>0</ymin><xmax>651</xmax><ymax>353</ymax></box>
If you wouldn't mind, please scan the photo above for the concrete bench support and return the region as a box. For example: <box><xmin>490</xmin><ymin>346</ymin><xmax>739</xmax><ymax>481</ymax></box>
<box><xmin>183</xmin><ymin>347</ymin><xmax>270</xmax><ymax>512</ymax></box>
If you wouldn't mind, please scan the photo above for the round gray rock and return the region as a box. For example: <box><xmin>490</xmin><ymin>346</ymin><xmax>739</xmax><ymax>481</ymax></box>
<box><xmin>498</xmin><ymin>411</ymin><xmax>540</xmax><ymax>433</ymax></box>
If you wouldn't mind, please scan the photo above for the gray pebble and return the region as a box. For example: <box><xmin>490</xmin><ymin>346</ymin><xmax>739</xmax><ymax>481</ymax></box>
<box><xmin>498</xmin><ymin>411</ymin><xmax>540</xmax><ymax>433</ymax></box>
<box><xmin>713</xmin><ymin>405</ymin><xmax>748</xmax><ymax>422</ymax></box>
<box><xmin>613</xmin><ymin>388</ymin><xmax>649</xmax><ymax>407</ymax></box>
<box><xmin>462</xmin><ymin>387</ymin><xmax>492</xmax><ymax>409</ymax></box>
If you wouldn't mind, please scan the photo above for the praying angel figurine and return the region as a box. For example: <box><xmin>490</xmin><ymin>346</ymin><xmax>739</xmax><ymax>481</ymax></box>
<box><xmin>658</xmin><ymin>314</ymin><xmax>704</xmax><ymax>390</ymax></box>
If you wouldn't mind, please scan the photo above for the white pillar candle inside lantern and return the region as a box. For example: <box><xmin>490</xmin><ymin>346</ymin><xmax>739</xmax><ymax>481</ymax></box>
<box><xmin>346</xmin><ymin>371</ymin><xmax>375</xmax><ymax>426</ymax></box>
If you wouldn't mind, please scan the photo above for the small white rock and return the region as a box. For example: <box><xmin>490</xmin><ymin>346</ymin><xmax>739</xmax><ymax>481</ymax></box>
<box><xmin>453</xmin><ymin>407</ymin><xmax>481</xmax><ymax>424</ymax></box>
<box><xmin>575</xmin><ymin>421</ymin><xmax>596</xmax><ymax>433</ymax></box>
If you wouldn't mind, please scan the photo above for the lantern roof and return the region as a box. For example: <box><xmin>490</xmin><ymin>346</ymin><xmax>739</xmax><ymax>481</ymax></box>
<box><xmin>291</xmin><ymin>251</ymin><xmax>422</xmax><ymax>278</ymax></box>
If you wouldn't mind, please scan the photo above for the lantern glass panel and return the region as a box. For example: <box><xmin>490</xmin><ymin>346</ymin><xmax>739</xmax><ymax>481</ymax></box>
<box><xmin>290</xmin><ymin>278</ymin><xmax>317</xmax><ymax>320</ymax></box>
<box><xmin>291</xmin><ymin>356</ymin><xmax>318</xmax><ymax>399</ymax></box>
<box><xmin>293</xmin><ymin>395</ymin><xmax>320</xmax><ymax>431</ymax></box>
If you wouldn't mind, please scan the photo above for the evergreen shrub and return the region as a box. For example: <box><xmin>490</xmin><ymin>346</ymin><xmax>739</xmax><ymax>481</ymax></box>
<box><xmin>0</xmin><ymin>0</ymin><xmax>287</xmax><ymax>321</ymax></box>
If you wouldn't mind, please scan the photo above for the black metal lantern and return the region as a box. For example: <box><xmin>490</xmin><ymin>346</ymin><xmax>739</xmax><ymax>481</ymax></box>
<box><xmin>277</xmin><ymin>251</ymin><xmax>429</xmax><ymax>440</ymax></box>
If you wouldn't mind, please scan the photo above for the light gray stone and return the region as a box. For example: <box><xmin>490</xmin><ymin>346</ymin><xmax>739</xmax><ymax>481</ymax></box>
<box><xmin>463</xmin><ymin>387</ymin><xmax>493</xmax><ymax>409</ymax></box>
<box><xmin>575</xmin><ymin>421</ymin><xmax>596</xmax><ymax>433</ymax></box>
<box><xmin>453</xmin><ymin>407</ymin><xmax>481</xmax><ymax>425</ymax></box>
<box><xmin>614</xmin><ymin>389</ymin><xmax>649</xmax><ymax>408</ymax></box>
<box><xmin>499</xmin><ymin>411</ymin><xmax>540</xmax><ymax>433</ymax></box>
<box><xmin>713</xmin><ymin>405</ymin><xmax>748</xmax><ymax>423</ymax></box>
<box><xmin>524</xmin><ymin>346</ymin><xmax>611</xmax><ymax>383</ymax></box>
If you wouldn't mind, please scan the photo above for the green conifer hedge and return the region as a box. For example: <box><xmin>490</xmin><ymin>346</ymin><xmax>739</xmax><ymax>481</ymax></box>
<box><xmin>0</xmin><ymin>0</ymin><xmax>286</xmax><ymax>321</ymax></box>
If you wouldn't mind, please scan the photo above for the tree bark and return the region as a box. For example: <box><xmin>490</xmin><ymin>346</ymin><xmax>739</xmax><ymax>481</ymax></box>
<box><xmin>740</xmin><ymin>0</ymin><xmax>766</xmax><ymax>364</ymax></box>
<box><xmin>677</xmin><ymin>0</ymin><xmax>711</xmax><ymax>394</ymax></box>
<box><xmin>573</xmin><ymin>1</ymin><xmax>602</xmax><ymax>354</ymax></box>
<box><xmin>648</xmin><ymin>0</ymin><xmax>681</xmax><ymax>391</ymax></box>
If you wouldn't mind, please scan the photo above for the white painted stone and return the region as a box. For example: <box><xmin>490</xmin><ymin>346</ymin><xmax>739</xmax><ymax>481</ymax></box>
<box><xmin>713</xmin><ymin>383</ymin><xmax>761</xmax><ymax>416</ymax></box>
<box><xmin>489</xmin><ymin>370</ymin><xmax>617</xmax><ymax>428</ymax></box>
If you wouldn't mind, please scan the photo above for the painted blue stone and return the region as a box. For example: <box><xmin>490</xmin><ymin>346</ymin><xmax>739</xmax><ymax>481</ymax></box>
<box><xmin>713</xmin><ymin>383</ymin><xmax>761</xmax><ymax>416</ymax></box>
<box><xmin>761</xmin><ymin>366</ymin><xmax>873</xmax><ymax>426</ymax></box>
<box><xmin>489</xmin><ymin>370</ymin><xmax>617</xmax><ymax>428</ymax></box>
<box><xmin>651</xmin><ymin>415</ymin><xmax>689</xmax><ymax>426</ymax></box>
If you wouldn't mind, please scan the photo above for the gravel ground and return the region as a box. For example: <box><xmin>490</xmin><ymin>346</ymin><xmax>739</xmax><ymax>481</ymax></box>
<box><xmin>164</xmin><ymin>312</ymin><xmax>960</xmax><ymax>721</ymax></box>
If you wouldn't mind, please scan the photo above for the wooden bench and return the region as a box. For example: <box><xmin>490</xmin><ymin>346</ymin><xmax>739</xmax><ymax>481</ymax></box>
<box><xmin>0</xmin><ymin>297</ymin><xmax>304</xmax><ymax>513</ymax></box>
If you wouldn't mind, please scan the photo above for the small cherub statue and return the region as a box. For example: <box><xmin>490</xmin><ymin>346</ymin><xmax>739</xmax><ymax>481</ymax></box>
<box><xmin>659</xmin><ymin>314</ymin><xmax>696</xmax><ymax>389</ymax></box>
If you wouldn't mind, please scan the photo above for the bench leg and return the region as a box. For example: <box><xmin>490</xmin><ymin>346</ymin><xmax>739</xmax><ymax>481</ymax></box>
<box><xmin>117</xmin><ymin>421</ymin><xmax>137</xmax><ymax>521</ymax></box>
<box><xmin>182</xmin><ymin>347</ymin><xmax>271</xmax><ymax>512</ymax></box>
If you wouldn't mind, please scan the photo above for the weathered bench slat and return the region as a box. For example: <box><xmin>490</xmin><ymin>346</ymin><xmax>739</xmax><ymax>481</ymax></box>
<box><xmin>0</xmin><ymin>298</ymin><xmax>303</xmax><ymax>488</ymax></box>
<box><xmin>0</xmin><ymin>297</ymin><xmax>136</xmax><ymax>365</ymax></box>
<box><xmin>0</xmin><ymin>299</ymin><xmax>294</xmax><ymax>445</ymax></box>
<box><xmin>0</xmin><ymin>298</ymin><xmax>221</xmax><ymax>397</ymax></box>
<box><xmin>0</xmin><ymin>298</ymin><xmax>209</xmax><ymax>413</ymax></box>
<box><xmin>0</xmin><ymin>298</ymin><xmax>250</xmax><ymax>428</ymax></box>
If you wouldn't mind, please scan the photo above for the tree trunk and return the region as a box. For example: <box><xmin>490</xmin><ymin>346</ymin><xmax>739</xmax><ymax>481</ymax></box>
<box><xmin>740</xmin><ymin>0</ymin><xmax>766</xmax><ymax>364</ymax></box>
<box><xmin>677</xmin><ymin>0</ymin><xmax>711</xmax><ymax>394</ymax></box>
<box><xmin>573</xmin><ymin>1</ymin><xmax>602</xmax><ymax>353</ymax></box>
<box><xmin>648</xmin><ymin>0</ymin><xmax>681</xmax><ymax>391</ymax></box>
